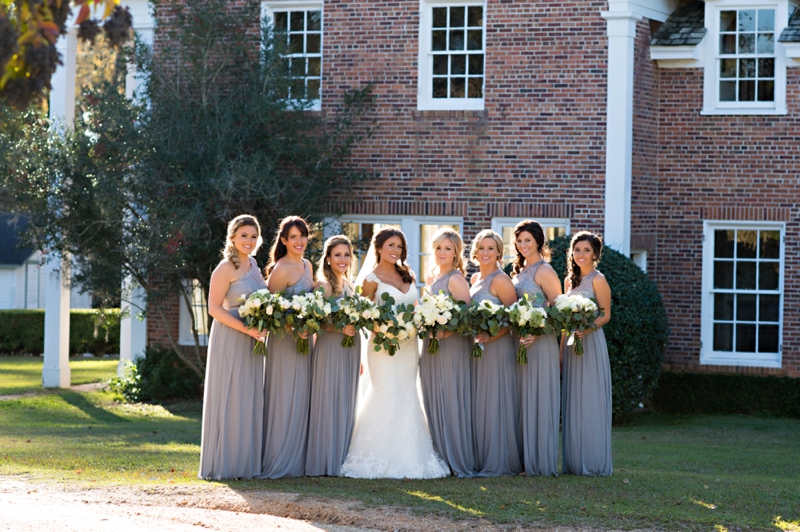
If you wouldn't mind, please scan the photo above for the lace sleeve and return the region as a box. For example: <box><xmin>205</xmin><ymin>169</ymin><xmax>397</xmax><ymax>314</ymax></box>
<box><xmin>363</xmin><ymin>272</ymin><xmax>382</xmax><ymax>285</ymax></box>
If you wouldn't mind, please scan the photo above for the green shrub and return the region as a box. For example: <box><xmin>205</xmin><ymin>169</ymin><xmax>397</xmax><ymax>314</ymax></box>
<box><xmin>109</xmin><ymin>346</ymin><xmax>202</xmax><ymax>403</ymax></box>
<box><xmin>0</xmin><ymin>309</ymin><xmax>120</xmax><ymax>355</ymax></box>
<box><xmin>652</xmin><ymin>371</ymin><xmax>800</xmax><ymax>418</ymax></box>
<box><xmin>547</xmin><ymin>236</ymin><xmax>670</xmax><ymax>422</ymax></box>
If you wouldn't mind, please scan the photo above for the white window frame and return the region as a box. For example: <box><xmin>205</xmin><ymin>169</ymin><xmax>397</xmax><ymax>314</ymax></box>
<box><xmin>418</xmin><ymin>0</ymin><xmax>487</xmax><ymax>111</ymax></box>
<box><xmin>261</xmin><ymin>1</ymin><xmax>323</xmax><ymax>111</ymax></box>
<box><xmin>630</xmin><ymin>249</ymin><xmax>648</xmax><ymax>272</ymax></box>
<box><xmin>700</xmin><ymin>220</ymin><xmax>784</xmax><ymax>368</ymax></box>
<box><xmin>702</xmin><ymin>0</ymin><xmax>789</xmax><ymax>115</ymax></box>
<box><xmin>329</xmin><ymin>215</ymin><xmax>464</xmax><ymax>286</ymax></box>
<box><xmin>490</xmin><ymin>217</ymin><xmax>571</xmax><ymax>266</ymax></box>
<box><xmin>179</xmin><ymin>280</ymin><xmax>209</xmax><ymax>346</ymax></box>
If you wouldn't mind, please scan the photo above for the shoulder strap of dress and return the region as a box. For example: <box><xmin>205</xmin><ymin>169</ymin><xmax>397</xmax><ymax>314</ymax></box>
<box><xmin>364</xmin><ymin>272</ymin><xmax>381</xmax><ymax>284</ymax></box>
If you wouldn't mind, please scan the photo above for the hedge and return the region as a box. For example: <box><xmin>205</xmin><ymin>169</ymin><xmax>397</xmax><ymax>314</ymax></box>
<box><xmin>0</xmin><ymin>309</ymin><xmax>121</xmax><ymax>356</ymax></box>
<box><xmin>652</xmin><ymin>371</ymin><xmax>800</xmax><ymax>418</ymax></box>
<box><xmin>109</xmin><ymin>346</ymin><xmax>203</xmax><ymax>403</ymax></box>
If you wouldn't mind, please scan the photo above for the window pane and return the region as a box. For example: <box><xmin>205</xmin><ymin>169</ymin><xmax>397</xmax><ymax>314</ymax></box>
<box><xmin>433</xmin><ymin>77</ymin><xmax>447</xmax><ymax>98</ymax></box>
<box><xmin>714</xmin><ymin>323</ymin><xmax>733</xmax><ymax>351</ymax></box>
<box><xmin>433</xmin><ymin>7</ymin><xmax>447</xmax><ymax>28</ymax></box>
<box><xmin>714</xmin><ymin>261</ymin><xmax>734</xmax><ymax>289</ymax></box>
<box><xmin>468</xmin><ymin>6</ymin><xmax>483</xmax><ymax>27</ymax></box>
<box><xmin>290</xmin><ymin>57</ymin><xmax>305</xmax><ymax>76</ymax></box>
<box><xmin>290</xmin><ymin>78</ymin><xmax>305</xmax><ymax>98</ymax></box>
<box><xmin>738</xmin><ymin>33</ymin><xmax>755</xmax><ymax>54</ymax></box>
<box><xmin>433</xmin><ymin>55</ymin><xmax>447</xmax><ymax>75</ymax></box>
<box><xmin>720</xmin><ymin>58</ymin><xmax>737</xmax><ymax>78</ymax></box>
<box><xmin>432</xmin><ymin>30</ymin><xmax>446</xmax><ymax>51</ymax></box>
<box><xmin>308</xmin><ymin>57</ymin><xmax>321</xmax><ymax>76</ymax></box>
<box><xmin>757</xmin><ymin>33</ymin><xmax>774</xmax><ymax>54</ymax></box>
<box><xmin>720</xmin><ymin>34</ymin><xmax>736</xmax><ymax>54</ymax></box>
<box><xmin>307</xmin><ymin>79</ymin><xmax>320</xmax><ymax>100</ymax></box>
<box><xmin>737</xmin><ymin>230</ymin><xmax>757</xmax><ymax>258</ymax></box>
<box><xmin>714</xmin><ymin>230</ymin><xmax>735</xmax><ymax>258</ymax></box>
<box><xmin>449</xmin><ymin>30</ymin><xmax>465</xmax><ymax>50</ymax></box>
<box><xmin>739</xmin><ymin>58</ymin><xmax>755</xmax><ymax>78</ymax></box>
<box><xmin>738</xmin><ymin>10</ymin><xmax>756</xmax><ymax>32</ymax></box>
<box><xmin>720</xmin><ymin>81</ymin><xmax>736</xmax><ymax>101</ymax></box>
<box><xmin>450</xmin><ymin>77</ymin><xmax>465</xmax><ymax>98</ymax></box>
<box><xmin>290</xmin><ymin>11</ymin><xmax>304</xmax><ymax>31</ymax></box>
<box><xmin>307</xmin><ymin>33</ymin><xmax>321</xmax><ymax>54</ymax></box>
<box><xmin>468</xmin><ymin>77</ymin><xmax>483</xmax><ymax>98</ymax></box>
<box><xmin>714</xmin><ymin>293</ymin><xmax>734</xmax><ymax>320</ymax></box>
<box><xmin>760</xmin><ymin>230</ymin><xmax>780</xmax><ymax>258</ymax></box>
<box><xmin>450</xmin><ymin>6</ymin><xmax>465</xmax><ymax>27</ymax></box>
<box><xmin>290</xmin><ymin>33</ymin><xmax>304</xmax><ymax>53</ymax></box>
<box><xmin>736</xmin><ymin>261</ymin><xmax>756</xmax><ymax>289</ymax></box>
<box><xmin>757</xmin><ymin>80</ymin><xmax>774</xmax><ymax>102</ymax></box>
<box><xmin>740</xmin><ymin>80</ymin><xmax>756</xmax><ymax>101</ymax></box>
<box><xmin>758</xmin><ymin>325</ymin><xmax>779</xmax><ymax>353</ymax></box>
<box><xmin>451</xmin><ymin>54</ymin><xmax>466</xmax><ymax>75</ymax></box>
<box><xmin>307</xmin><ymin>11</ymin><xmax>321</xmax><ymax>31</ymax></box>
<box><xmin>757</xmin><ymin>9</ymin><xmax>775</xmax><ymax>31</ymax></box>
<box><xmin>736</xmin><ymin>324</ymin><xmax>756</xmax><ymax>352</ymax></box>
<box><xmin>502</xmin><ymin>227</ymin><xmax>515</xmax><ymax>262</ymax></box>
<box><xmin>759</xmin><ymin>295</ymin><xmax>780</xmax><ymax>322</ymax></box>
<box><xmin>720</xmin><ymin>11</ymin><xmax>737</xmax><ymax>31</ymax></box>
<box><xmin>469</xmin><ymin>54</ymin><xmax>484</xmax><ymax>75</ymax></box>
<box><xmin>758</xmin><ymin>58</ymin><xmax>774</xmax><ymax>77</ymax></box>
<box><xmin>737</xmin><ymin>294</ymin><xmax>757</xmax><ymax>321</ymax></box>
<box><xmin>274</xmin><ymin>12</ymin><xmax>288</xmax><ymax>31</ymax></box>
<box><xmin>342</xmin><ymin>222</ymin><xmax>359</xmax><ymax>241</ymax></box>
<box><xmin>468</xmin><ymin>30</ymin><xmax>482</xmax><ymax>51</ymax></box>
<box><xmin>759</xmin><ymin>262</ymin><xmax>779</xmax><ymax>290</ymax></box>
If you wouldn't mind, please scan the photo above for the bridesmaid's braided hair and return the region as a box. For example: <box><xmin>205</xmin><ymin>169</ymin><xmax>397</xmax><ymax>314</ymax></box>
<box><xmin>318</xmin><ymin>235</ymin><xmax>353</xmax><ymax>297</ymax></box>
<box><xmin>265</xmin><ymin>216</ymin><xmax>309</xmax><ymax>276</ymax></box>
<box><xmin>222</xmin><ymin>214</ymin><xmax>263</xmax><ymax>269</ymax></box>
<box><xmin>372</xmin><ymin>228</ymin><xmax>415</xmax><ymax>285</ymax></box>
<box><xmin>511</xmin><ymin>219</ymin><xmax>551</xmax><ymax>277</ymax></box>
<box><xmin>567</xmin><ymin>231</ymin><xmax>603</xmax><ymax>291</ymax></box>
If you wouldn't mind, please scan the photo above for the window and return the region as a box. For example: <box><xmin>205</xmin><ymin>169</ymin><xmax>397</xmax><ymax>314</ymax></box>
<box><xmin>490</xmin><ymin>218</ymin><xmax>571</xmax><ymax>267</ymax></box>
<box><xmin>179</xmin><ymin>280</ymin><xmax>209</xmax><ymax>346</ymax></box>
<box><xmin>703</xmin><ymin>1</ymin><xmax>789</xmax><ymax>114</ymax></box>
<box><xmin>701</xmin><ymin>222</ymin><xmax>783</xmax><ymax>368</ymax></box>
<box><xmin>418</xmin><ymin>1</ymin><xmax>485</xmax><ymax>111</ymax></box>
<box><xmin>263</xmin><ymin>3</ymin><xmax>322</xmax><ymax>108</ymax></box>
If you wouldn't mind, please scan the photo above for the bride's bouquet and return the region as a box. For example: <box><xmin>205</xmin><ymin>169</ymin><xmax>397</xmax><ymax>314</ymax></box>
<box><xmin>549</xmin><ymin>294</ymin><xmax>601</xmax><ymax>356</ymax></box>
<box><xmin>328</xmin><ymin>291</ymin><xmax>380</xmax><ymax>347</ymax></box>
<box><xmin>413</xmin><ymin>291</ymin><xmax>469</xmax><ymax>354</ymax></box>
<box><xmin>463</xmin><ymin>300</ymin><xmax>508</xmax><ymax>358</ymax></box>
<box><xmin>286</xmin><ymin>288</ymin><xmax>332</xmax><ymax>355</ymax></box>
<box><xmin>370</xmin><ymin>292</ymin><xmax>416</xmax><ymax>356</ymax></box>
<box><xmin>506</xmin><ymin>294</ymin><xmax>553</xmax><ymax>364</ymax></box>
<box><xmin>238</xmin><ymin>289</ymin><xmax>292</xmax><ymax>356</ymax></box>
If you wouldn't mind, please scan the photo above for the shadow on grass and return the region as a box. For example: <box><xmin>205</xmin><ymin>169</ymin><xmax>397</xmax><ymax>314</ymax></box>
<box><xmin>59</xmin><ymin>391</ymin><xmax>128</xmax><ymax>423</ymax></box>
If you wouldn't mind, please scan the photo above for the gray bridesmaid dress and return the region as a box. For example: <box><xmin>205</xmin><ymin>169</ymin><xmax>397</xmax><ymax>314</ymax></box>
<box><xmin>261</xmin><ymin>260</ymin><xmax>316</xmax><ymax>479</ymax></box>
<box><xmin>512</xmin><ymin>260</ymin><xmax>560</xmax><ymax>476</ymax></box>
<box><xmin>420</xmin><ymin>270</ymin><xmax>475</xmax><ymax>478</ymax></box>
<box><xmin>199</xmin><ymin>257</ymin><xmax>266</xmax><ymax>480</ymax></box>
<box><xmin>562</xmin><ymin>269</ymin><xmax>613</xmax><ymax>476</ymax></box>
<box><xmin>469</xmin><ymin>269</ymin><xmax>523</xmax><ymax>476</ymax></box>
<box><xmin>305</xmin><ymin>284</ymin><xmax>361</xmax><ymax>476</ymax></box>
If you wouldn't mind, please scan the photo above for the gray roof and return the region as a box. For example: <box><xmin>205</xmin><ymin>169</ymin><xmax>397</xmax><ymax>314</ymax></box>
<box><xmin>0</xmin><ymin>214</ymin><xmax>34</xmax><ymax>266</ymax></box>
<box><xmin>779</xmin><ymin>8</ymin><xmax>800</xmax><ymax>42</ymax></box>
<box><xmin>650</xmin><ymin>0</ymin><xmax>707</xmax><ymax>46</ymax></box>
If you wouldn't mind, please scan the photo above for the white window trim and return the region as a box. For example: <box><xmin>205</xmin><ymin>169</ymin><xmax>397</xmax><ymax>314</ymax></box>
<box><xmin>700</xmin><ymin>220</ymin><xmax>784</xmax><ymax>368</ymax></box>
<box><xmin>178</xmin><ymin>281</ymin><xmax>209</xmax><ymax>346</ymax></box>
<box><xmin>417</xmin><ymin>0</ymin><xmax>486</xmax><ymax>111</ymax></box>
<box><xmin>261</xmin><ymin>1</ymin><xmax>323</xmax><ymax>111</ymax></box>
<box><xmin>702</xmin><ymin>0</ymin><xmax>789</xmax><ymax>115</ymax></box>
<box><xmin>630</xmin><ymin>249</ymin><xmax>648</xmax><ymax>272</ymax></box>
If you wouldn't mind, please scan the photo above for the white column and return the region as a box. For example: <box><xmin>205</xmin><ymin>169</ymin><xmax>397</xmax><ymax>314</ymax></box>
<box><xmin>118</xmin><ymin>280</ymin><xmax>147</xmax><ymax>374</ymax></box>
<box><xmin>42</xmin><ymin>256</ymin><xmax>71</xmax><ymax>387</ymax></box>
<box><xmin>600</xmin><ymin>10</ymin><xmax>641</xmax><ymax>256</ymax></box>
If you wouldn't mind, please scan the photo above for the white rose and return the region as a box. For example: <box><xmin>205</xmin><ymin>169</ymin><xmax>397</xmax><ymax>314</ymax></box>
<box><xmin>266</xmin><ymin>305</ymin><xmax>274</xmax><ymax>316</ymax></box>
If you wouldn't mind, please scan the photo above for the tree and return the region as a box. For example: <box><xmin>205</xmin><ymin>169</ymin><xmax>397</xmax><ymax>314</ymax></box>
<box><xmin>0</xmin><ymin>0</ymin><xmax>378</xmax><ymax>377</ymax></box>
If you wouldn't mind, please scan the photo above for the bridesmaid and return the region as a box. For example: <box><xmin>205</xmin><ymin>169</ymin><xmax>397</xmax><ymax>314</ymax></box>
<box><xmin>469</xmin><ymin>229</ymin><xmax>523</xmax><ymax>476</ymax></box>
<box><xmin>305</xmin><ymin>235</ymin><xmax>361</xmax><ymax>476</ymax></box>
<box><xmin>420</xmin><ymin>228</ymin><xmax>475</xmax><ymax>478</ymax></box>
<box><xmin>510</xmin><ymin>220</ymin><xmax>562</xmax><ymax>477</ymax></box>
<box><xmin>199</xmin><ymin>214</ymin><xmax>267</xmax><ymax>480</ymax></box>
<box><xmin>561</xmin><ymin>231</ymin><xmax>613</xmax><ymax>476</ymax></box>
<box><xmin>261</xmin><ymin>216</ymin><xmax>316</xmax><ymax>479</ymax></box>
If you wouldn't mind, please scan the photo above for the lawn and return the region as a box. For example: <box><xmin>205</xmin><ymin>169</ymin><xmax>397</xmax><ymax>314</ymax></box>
<box><xmin>0</xmin><ymin>356</ymin><xmax>119</xmax><ymax>395</ymax></box>
<box><xmin>1</xmin><ymin>389</ymin><xmax>798</xmax><ymax>530</ymax></box>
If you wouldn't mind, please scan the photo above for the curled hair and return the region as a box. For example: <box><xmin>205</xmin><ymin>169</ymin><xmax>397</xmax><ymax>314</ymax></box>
<box><xmin>265</xmin><ymin>216</ymin><xmax>309</xmax><ymax>276</ymax></box>
<box><xmin>222</xmin><ymin>214</ymin><xmax>262</xmax><ymax>269</ymax></box>
<box><xmin>318</xmin><ymin>235</ymin><xmax>353</xmax><ymax>297</ymax></box>
<box><xmin>567</xmin><ymin>231</ymin><xmax>603</xmax><ymax>291</ymax></box>
<box><xmin>469</xmin><ymin>229</ymin><xmax>504</xmax><ymax>267</ymax></box>
<box><xmin>372</xmin><ymin>227</ymin><xmax>414</xmax><ymax>284</ymax></box>
<box><xmin>511</xmin><ymin>219</ymin><xmax>551</xmax><ymax>277</ymax></box>
<box><xmin>429</xmin><ymin>228</ymin><xmax>466</xmax><ymax>276</ymax></box>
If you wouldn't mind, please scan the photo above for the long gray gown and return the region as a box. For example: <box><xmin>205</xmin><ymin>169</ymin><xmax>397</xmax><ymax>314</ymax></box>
<box><xmin>562</xmin><ymin>269</ymin><xmax>613</xmax><ymax>476</ymax></box>
<box><xmin>261</xmin><ymin>260</ymin><xmax>316</xmax><ymax>479</ymax></box>
<box><xmin>512</xmin><ymin>260</ymin><xmax>560</xmax><ymax>476</ymax></box>
<box><xmin>420</xmin><ymin>270</ymin><xmax>475</xmax><ymax>478</ymax></box>
<box><xmin>199</xmin><ymin>257</ymin><xmax>266</xmax><ymax>480</ymax></box>
<box><xmin>469</xmin><ymin>269</ymin><xmax>523</xmax><ymax>476</ymax></box>
<box><xmin>305</xmin><ymin>284</ymin><xmax>361</xmax><ymax>476</ymax></box>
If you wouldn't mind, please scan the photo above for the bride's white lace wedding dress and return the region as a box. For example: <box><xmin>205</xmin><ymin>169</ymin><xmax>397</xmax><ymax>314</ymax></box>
<box><xmin>339</xmin><ymin>273</ymin><xmax>450</xmax><ymax>479</ymax></box>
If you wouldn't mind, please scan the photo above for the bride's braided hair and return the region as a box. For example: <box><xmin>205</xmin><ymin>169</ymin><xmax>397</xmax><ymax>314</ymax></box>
<box><xmin>222</xmin><ymin>215</ymin><xmax>262</xmax><ymax>269</ymax></box>
<box><xmin>372</xmin><ymin>228</ymin><xmax>415</xmax><ymax>284</ymax></box>
<box><xmin>567</xmin><ymin>231</ymin><xmax>603</xmax><ymax>291</ymax></box>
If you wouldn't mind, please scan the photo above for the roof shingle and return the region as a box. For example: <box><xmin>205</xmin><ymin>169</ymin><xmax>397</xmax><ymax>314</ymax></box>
<box><xmin>650</xmin><ymin>0</ymin><xmax>707</xmax><ymax>47</ymax></box>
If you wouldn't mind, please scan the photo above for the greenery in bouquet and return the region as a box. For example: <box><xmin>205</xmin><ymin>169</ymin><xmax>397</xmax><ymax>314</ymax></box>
<box><xmin>506</xmin><ymin>293</ymin><xmax>554</xmax><ymax>364</ymax></box>
<box><xmin>238</xmin><ymin>289</ymin><xmax>292</xmax><ymax>356</ymax></box>
<box><xmin>287</xmin><ymin>288</ymin><xmax>332</xmax><ymax>355</ymax></box>
<box><xmin>549</xmin><ymin>294</ymin><xmax>602</xmax><ymax>356</ymax></box>
<box><xmin>371</xmin><ymin>292</ymin><xmax>416</xmax><ymax>356</ymax></box>
<box><xmin>413</xmin><ymin>291</ymin><xmax>469</xmax><ymax>354</ymax></box>
<box><xmin>328</xmin><ymin>292</ymin><xmax>380</xmax><ymax>347</ymax></box>
<box><xmin>463</xmin><ymin>300</ymin><xmax>508</xmax><ymax>358</ymax></box>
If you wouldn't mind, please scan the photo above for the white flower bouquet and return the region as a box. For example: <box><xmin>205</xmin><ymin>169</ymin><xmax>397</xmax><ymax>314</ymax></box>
<box><xmin>507</xmin><ymin>293</ymin><xmax>554</xmax><ymax>364</ymax></box>
<box><xmin>549</xmin><ymin>294</ymin><xmax>601</xmax><ymax>356</ymax></box>
<box><xmin>286</xmin><ymin>288</ymin><xmax>332</xmax><ymax>355</ymax></box>
<box><xmin>238</xmin><ymin>289</ymin><xmax>292</xmax><ymax>356</ymax></box>
<box><xmin>370</xmin><ymin>292</ymin><xmax>416</xmax><ymax>356</ymax></box>
<box><xmin>463</xmin><ymin>300</ymin><xmax>508</xmax><ymax>358</ymax></box>
<box><xmin>413</xmin><ymin>291</ymin><xmax>469</xmax><ymax>354</ymax></box>
<box><xmin>329</xmin><ymin>292</ymin><xmax>380</xmax><ymax>347</ymax></box>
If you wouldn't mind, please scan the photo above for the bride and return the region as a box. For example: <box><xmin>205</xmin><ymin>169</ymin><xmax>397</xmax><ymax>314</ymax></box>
<box><xmin>339</xmin><ymin>228</ymin><xmax>450</xmax><ymax>479</ymax></box>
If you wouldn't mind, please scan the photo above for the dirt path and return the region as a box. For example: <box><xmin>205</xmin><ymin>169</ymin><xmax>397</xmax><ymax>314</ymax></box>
<box><xmin>0</xmin><ymin>476</ymin><xmax>572</xmax><ymax>532</ymax></box>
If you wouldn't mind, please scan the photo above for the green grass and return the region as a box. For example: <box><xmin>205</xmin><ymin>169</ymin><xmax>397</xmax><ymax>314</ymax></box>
<box><xmin>0</xmin><ymin>389</ymin><xmax>798</xmax><ymax>531</ymax></box>
<box><xmin>0</xmin><ymin>356</ymin><xmax>119</xmax><ymax>395</ymax></box>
